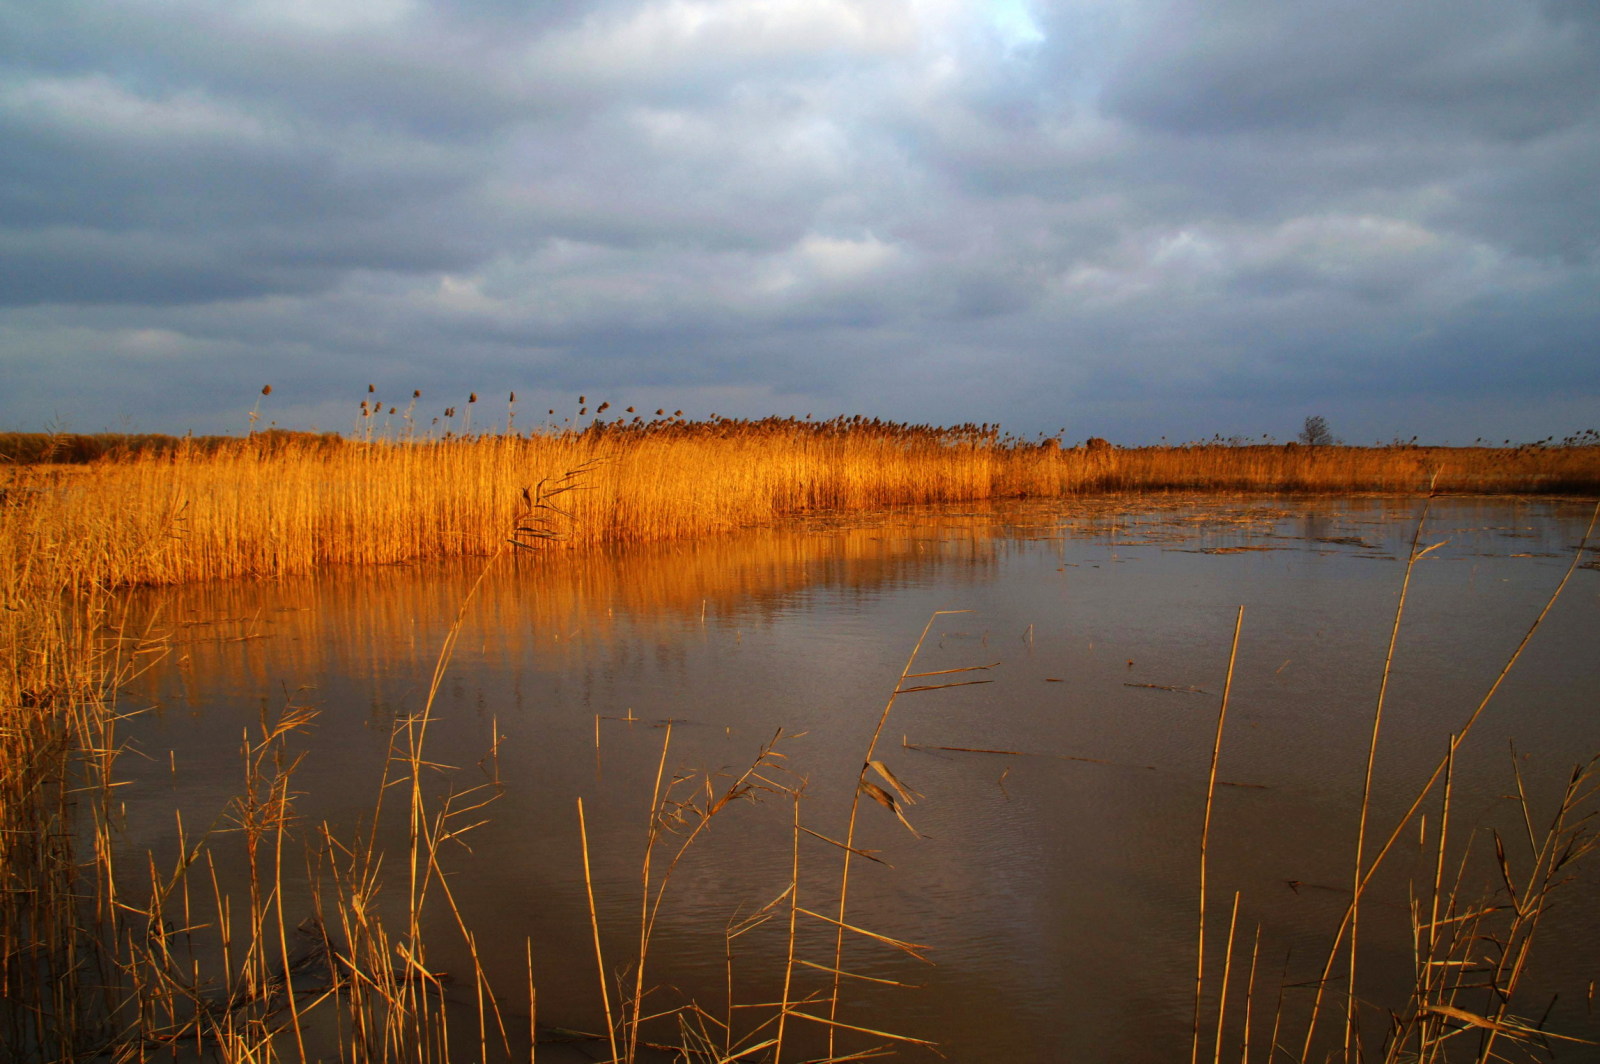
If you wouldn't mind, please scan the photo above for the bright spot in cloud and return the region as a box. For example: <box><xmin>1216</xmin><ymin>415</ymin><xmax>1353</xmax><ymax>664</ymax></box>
<box><xmin>795</xmin><ymin>233</ymin><xmax>901</xmax><ymax>281</ymax></box>
<box><xmin>986</xmin><ymin>0</ymin><xmax>1044</xmax><ymax>48</ymax></box>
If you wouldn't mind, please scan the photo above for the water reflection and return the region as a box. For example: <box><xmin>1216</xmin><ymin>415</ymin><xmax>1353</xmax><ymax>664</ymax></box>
<box><xmin>118</xmin><ymin>496</ymin><xmax>1600</xmax><ymax>1062</ymax></box>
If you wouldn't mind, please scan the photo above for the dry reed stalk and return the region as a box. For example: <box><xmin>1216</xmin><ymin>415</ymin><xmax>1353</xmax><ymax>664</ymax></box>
<box><xmin>8</xmin><ymin>422</ymin><xmax>1594</xmax><ymax>595</ymax></box>
<box><xmin>0</xmin><ymin>468</ymin><xmax>589</xmax><ymax>1064</ymax></box>
<box><xmin>8</xmin><ymin>413</ymin><xmax>1598</xmax><ymax>1063</ymax></box>
<box><xmin>1469</xmin><ymin>756</ymin><xmax>1600</xmax><ymax>1061</ymax></box>
<box><xmin>1213</xmin><ymin>891</ymin><xmax>1242</xmax><ymax>1064</ymax></box>
<box><xmin>825</xmin><ymin>609</ymin><xmax>985</xmax><ymax>1058</ymax></box>
<box><xmin>0</xmin><ymin>542</ymin><xmax>159</xmax><ymax>1061</ymax></box>
<box><xmin>1383</xmin><ymin>749</ymin><xmax>1600</xmax><ymax>1064</ymax></box>
<box><xmin>775</xmin><ymin>789</ymin><xmax>803</xmax><ymax>1060</ymax></box>
<box><xmin>595</xmin><ymin>725</ymin><xmax>798</xmax><ymax>1061</ymax></box>
<box><xmin>578</xmin><ymin>796</ymin><xmax>620</xmax><ymax>1063</ymax></box>
<box><xmin>1192</xmin><ymin>606</ymin><xmax>1245</xmax><ymax>1064</ymax></box>
<box><xmin>1297</xmin><ymin>500</ymin><xmax>1599</xmax><ymax>1059</ymax></box>
<box><xmin>626</xmin><ymin>722</ymin><xmax>676</xmax><ymax>1063</ymax></box>
<box><xmin>534</xmin><ymin>940</ymin><xmax>547</xmax><ymax>1062</ymax></box>
<box><xmin>1344</xmin><ymin>494</ymin><xmax>1440</xmax><ymax>1060</ymax></box>
<box><xmin>1240</xmin><ymin>924</ymin><xmax>1262</xmax><ymax>1064</ymax></box>
<box><xmin>1412</xmin><ymin>738</ymin><xmax>1458</xmax><ymax>1063</ymax></box>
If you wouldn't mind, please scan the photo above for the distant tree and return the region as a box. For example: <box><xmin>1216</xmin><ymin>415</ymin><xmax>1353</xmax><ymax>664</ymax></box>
<box><xmin>1299</xmin><ymin>415</ymin><xmax>1334</xmax><ymax>447</ymax></box>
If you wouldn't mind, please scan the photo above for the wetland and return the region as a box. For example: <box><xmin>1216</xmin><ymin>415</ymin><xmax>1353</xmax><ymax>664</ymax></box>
<box><xmin>100</xmin><ymin>494</ymin><xmax>1600</xmax><ymax>1062</ymax></box>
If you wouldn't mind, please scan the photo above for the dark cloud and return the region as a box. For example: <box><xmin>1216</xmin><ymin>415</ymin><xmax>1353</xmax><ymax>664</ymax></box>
<box><xmin>2</xmin><ymin>0</ymin><xmax>1596</xmax><ymax>444</ymax></box>
<box><xmin>1099</xmin><ymin>1</ymin><xmax>1600</xmax><ymax>140</ymax></box>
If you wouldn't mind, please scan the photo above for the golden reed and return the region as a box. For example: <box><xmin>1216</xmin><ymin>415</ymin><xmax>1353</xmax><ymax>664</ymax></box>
<box><xmin>4</xmin><ymin>406</ymin><xmax>1598</xmax><ymax>1062</ymax></box>
<box><xmin>3</xmin><ymin>416</ymin><xmax>1597</xmax><ymax>591</ymax></box>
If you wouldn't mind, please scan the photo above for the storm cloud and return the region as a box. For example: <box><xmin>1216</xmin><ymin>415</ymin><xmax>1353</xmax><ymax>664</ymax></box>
<box><xmin>3</xmin><ymin>0</ymin><xmax>1596</xmax><ymax>442</ymax></box>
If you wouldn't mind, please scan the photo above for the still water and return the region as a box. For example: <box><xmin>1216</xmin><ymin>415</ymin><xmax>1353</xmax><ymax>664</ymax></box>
<box><xmin>118</xmin><ymin>495</ymin><xmax>1600</xmax><ymax>1061</ymax></box>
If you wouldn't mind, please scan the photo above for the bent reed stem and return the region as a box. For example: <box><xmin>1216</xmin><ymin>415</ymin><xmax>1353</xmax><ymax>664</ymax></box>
<box><xmin>1297</xmin><ymin>498</ymin><xmax>1600</xmax><ymax>1059</ymax></box>
<box><xmin>7</xmin><ymin>413</ymin><xmax>1597</xmax><ymax>1063</ymax></box>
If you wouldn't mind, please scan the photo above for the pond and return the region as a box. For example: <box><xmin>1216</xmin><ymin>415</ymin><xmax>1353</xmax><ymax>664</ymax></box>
<box><xmin>116</xmin><ymin>494</ymin><xmax>1600</xmax><ymax>1062</ymax></box>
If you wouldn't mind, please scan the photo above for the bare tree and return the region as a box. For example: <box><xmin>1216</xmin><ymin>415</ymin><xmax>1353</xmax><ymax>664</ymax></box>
<box><xmin>1299</xmin><ymin>415</ymin><xmax>1334</xmax><ymax>446</ymax></box>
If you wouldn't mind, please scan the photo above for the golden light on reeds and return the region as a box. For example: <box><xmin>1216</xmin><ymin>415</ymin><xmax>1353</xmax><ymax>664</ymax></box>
<box><xmin>3</xmin><ymin>400</ymin><xmax>1598</xmax><ymax>1062</ymax></box>
<box><xmin>2</xmin><ymin>417</ymin><xmax>1596</xmax><ymax>592</ymax></box>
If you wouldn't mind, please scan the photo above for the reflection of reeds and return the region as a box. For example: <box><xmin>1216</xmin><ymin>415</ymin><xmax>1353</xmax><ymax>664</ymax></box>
<box><xmin>3</xmin><ymin>418</ymin><xmax>1596</xmax><ymax>592</ymax></box>
<box><xmin>6</xmin><ymin>418</ymin><xmax>1599</xmax><ymax>1061</ymax></box>
<box><xmin>0</xmin><ymin>469</ymin><xmax>584</xmax><ymax>1062</ymax></box>
<box><xmin>0</xmin><ymin>582</ymin><xmax>111</xmax><ymax>1057</ymax></box>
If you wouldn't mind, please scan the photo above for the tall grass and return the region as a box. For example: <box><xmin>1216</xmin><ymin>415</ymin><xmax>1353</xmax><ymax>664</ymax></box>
<box><xmin>3</xmin><ymin>418</ymin><xmax>1597</xmax><ymax>592</ymax></box>
<box><xmin>0</xmin><ymin>473</ymin><xmax>567</xmax><ymax>1063</ymax></box>
<box><xmin>1082</xmin><ymin>441</ymin><xmax>1600</xmax><ymax>495</ymax></box>
<box><xmin>0</xmin><ymin>552</ymin><xmax>105</xmax><ymax>1055</ymax></box>
<box><xmin>4</xmin><ymin>407</ymin><xmax>1599</xmax><ymax>1062</ymax></box>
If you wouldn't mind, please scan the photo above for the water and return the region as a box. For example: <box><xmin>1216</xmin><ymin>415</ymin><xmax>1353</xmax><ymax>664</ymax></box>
<box><xmin>116</xmin><ymin>495</ymin><xmax>1600</xmax><ymax>1061</ymax></box>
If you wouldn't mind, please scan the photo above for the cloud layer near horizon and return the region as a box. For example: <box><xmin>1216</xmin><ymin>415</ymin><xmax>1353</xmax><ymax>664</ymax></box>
<box><xmin>4</xmin><ymin>0</ymin><xmax>1597</xmax><ymax>443</ymax></box>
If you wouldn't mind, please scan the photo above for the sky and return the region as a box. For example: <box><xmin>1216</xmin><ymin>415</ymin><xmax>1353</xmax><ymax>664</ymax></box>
<box><xmin>3</xmin><ymin>0</ymin><xmax>1597</xmax><ymax>445</ymax></box>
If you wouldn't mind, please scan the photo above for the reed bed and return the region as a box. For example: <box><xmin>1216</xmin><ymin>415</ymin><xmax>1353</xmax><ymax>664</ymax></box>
<box><xmin>1086</xmin><ymin>442</ymin><xmax>1600</xmax><ymax>495</ymax></box>
<box><xmin>0</xmin><ymin>550</ymin><xmax>115</xmax><ymax>1057</ymax></box>
<box><xmin>4</xmin><ymin>405</ymin><xmax>1599</xmax><ymax>1062</ymax></box>
<box><xmin>2</xmin><ymin>419</ymin><xmax>1003</xmax><ymax>590</ymax></box>
<box><xmin>3</xmin><ymin>417</ymin><xmax>1597</xmax><ymax>592</ymax></box>
<box><xmin>0</xmin><ymin>475</ymin><xmax>547</xmax><ymax>1064</ymax></box>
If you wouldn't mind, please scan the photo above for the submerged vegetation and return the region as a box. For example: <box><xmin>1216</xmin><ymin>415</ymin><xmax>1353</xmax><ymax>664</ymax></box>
<box><xmin>4</xmin><ymin>404</ymin><xmax>1599</xmax><ymax>1061</ymax></box>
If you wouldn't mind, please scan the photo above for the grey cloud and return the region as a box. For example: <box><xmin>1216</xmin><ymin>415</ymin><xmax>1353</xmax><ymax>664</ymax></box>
<box><xmin>5</xmin><ymin>0</ymin><xmax>592</xmax><ymax>134</ymax></box>
<box><xmin>1099</xmin><ymin>1</ymin><xmax>1600</xmax><ymax>141</ymax></box>
<box><xmin>2</xmin><ymin>0</ymin><xmax>1597</xmax><ymax>446</ymax></box>
<box><xmin>1443</xmin><ymin>129</ymin><xmax>1600</xmax><ymax>260</ymax></box>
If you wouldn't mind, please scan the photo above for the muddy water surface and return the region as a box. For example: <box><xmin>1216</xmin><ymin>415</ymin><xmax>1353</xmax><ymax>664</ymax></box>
<box><xmin>119</xmin><ymin>495</ymin><xmax>1600</xmax><ymax>1061</ymax></box>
